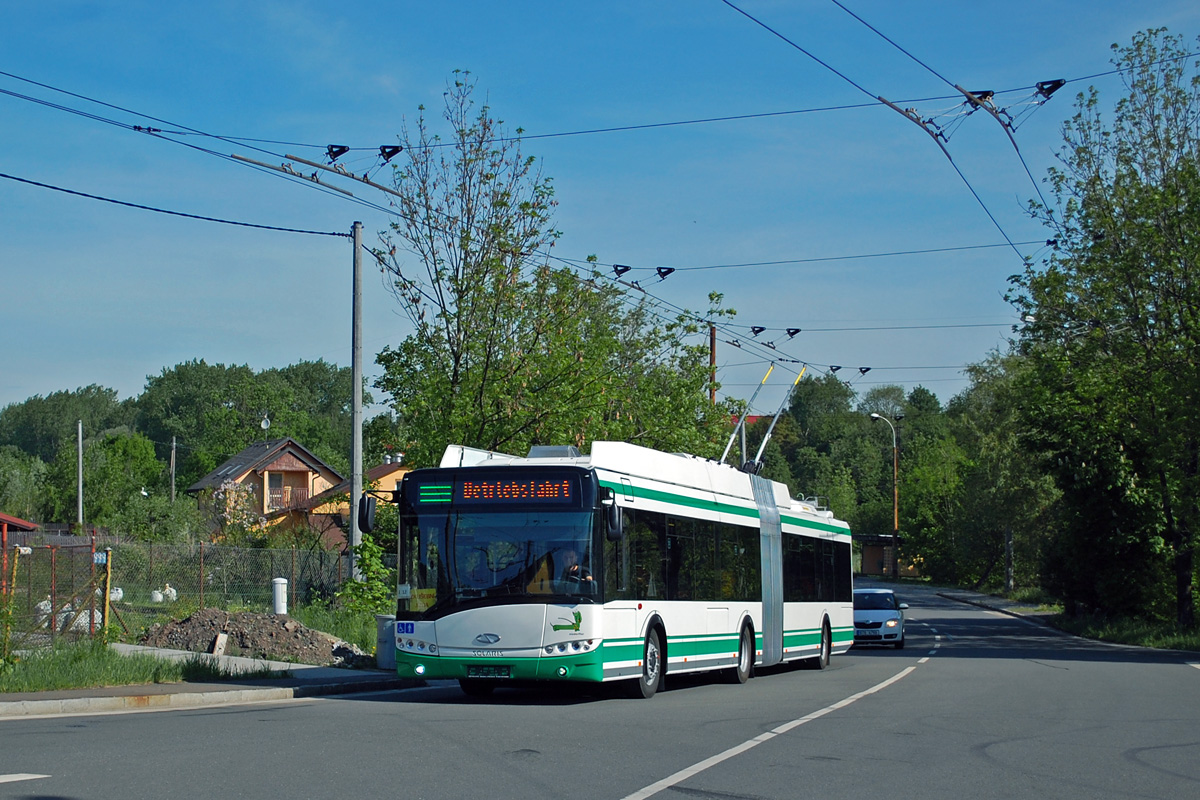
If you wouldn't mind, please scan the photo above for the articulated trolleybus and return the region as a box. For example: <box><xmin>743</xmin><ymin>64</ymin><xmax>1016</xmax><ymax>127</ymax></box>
<box><xmin>392</xmin><ymin>441</ymin><xmax>853</xmax><ymax>698</ymax></box>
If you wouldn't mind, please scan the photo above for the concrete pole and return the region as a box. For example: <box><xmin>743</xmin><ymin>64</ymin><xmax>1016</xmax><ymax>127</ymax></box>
<box><xmin>350</xmin><ymin>221</ymin><xmax>364</xmax><ymax>580</ymax></box>
<box><xmin>77</xmin><ymin>420</ymin><xmax>84</xmax><ymax>533</ymax></box>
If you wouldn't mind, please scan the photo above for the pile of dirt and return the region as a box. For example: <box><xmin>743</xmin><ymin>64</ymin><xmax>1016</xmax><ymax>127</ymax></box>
<box><xmin>139</xmin><ymin>608</ymin><xmax>372</xmax><ymax>668</ymax></box>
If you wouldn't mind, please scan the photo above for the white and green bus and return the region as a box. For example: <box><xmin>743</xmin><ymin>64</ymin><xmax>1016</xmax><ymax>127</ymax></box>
<box><xmin>391</xmin><ymin>441</ymin><xmax>853</xmax><ymax>698</ymax></box>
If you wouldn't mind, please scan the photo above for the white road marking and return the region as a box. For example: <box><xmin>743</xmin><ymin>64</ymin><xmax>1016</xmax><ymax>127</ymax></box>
<box><xmin>1188</xmin><ymin>662</ymin><xmax>1200</xmax><ymax>671</ymax></box>
<box><xmin>619</xmin><ymin>667</ymin><xmax>918</xmax><ymax>800</ymax></box>
<box><xmin>0</xmin><ymin>774</ymin><xmax>50</xmax><ymax>784</ymax></box>
<box><xmin>918</xmin><ymin>657</ymin><xmax>930</xmax><ymax>664</ymax></box>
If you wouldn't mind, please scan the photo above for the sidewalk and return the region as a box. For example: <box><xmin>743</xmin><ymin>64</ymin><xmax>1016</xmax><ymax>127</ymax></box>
<box><xmin>0</xmin><ymin>645</ymin><xmax>421</xmax><ymax>718</ymax></box>
<box><xmin>936</xmin><ymin>588</ymin><xmax>1062</xmax><ymax>628</ymax></box>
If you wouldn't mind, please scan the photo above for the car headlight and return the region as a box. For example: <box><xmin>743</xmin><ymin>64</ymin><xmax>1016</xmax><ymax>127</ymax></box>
<box><xmin>885</xmin><ymin>618</ymin><xmax>899</xmax><ymax>628</ymax></box>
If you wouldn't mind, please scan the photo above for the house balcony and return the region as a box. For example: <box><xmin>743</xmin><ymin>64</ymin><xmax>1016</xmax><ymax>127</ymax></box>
<box><xmin>268</xmin><ymin>486</ymin><xmax>310</xmax><ymax>511</ymax></box>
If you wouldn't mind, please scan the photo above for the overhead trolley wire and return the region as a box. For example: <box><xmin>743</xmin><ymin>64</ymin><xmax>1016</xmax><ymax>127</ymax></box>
<box><xmin>559</xmin><ymin>239</ymin><xmax>1053</xmax><ymax>275</ymax></box>
<box><xmin>826</xmin><ymin>0</ymin><xmax>1063</xmax><ymax>222</ymax></box>
<box><xmin>4</xmin><ymin>50</ymin><xmax>1197</xmax><ymax>155</ymax></box>
<box><xmin>719</xmin><ymin>0</ymin><xmax>1029</xmax><ymax>263</ymax></box>
<box><xmin>0</xmin><ymin>171</ymin><xmax>349</xmax><ymax>237</ymax></box>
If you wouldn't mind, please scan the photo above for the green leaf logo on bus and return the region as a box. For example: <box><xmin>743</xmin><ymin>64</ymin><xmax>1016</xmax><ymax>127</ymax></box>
<box><xmin>552</xmin><ymin>611</ymin><xmax>582</xmax><ymax>632</ymax></box>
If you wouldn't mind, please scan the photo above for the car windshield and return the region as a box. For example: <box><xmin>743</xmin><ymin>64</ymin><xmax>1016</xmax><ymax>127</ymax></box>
<box><xmin>854</xmin><ymin>592</ymin><xmax>897</xmax><ymax>611</ymax></box>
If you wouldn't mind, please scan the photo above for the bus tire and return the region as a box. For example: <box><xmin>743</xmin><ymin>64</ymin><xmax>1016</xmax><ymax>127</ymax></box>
<box><xmin>726</xmin><ymin>624</ymin><xmax>754</xmax><ymax>684</ymax></box>
<box><xmin>633</xmin><ymin>628</ymin><xmax>663</xmax><ymax>699</ymax></box>
<box><xmin>459</xmin><ymin>679</ymin><xmax>495</xmax><ymax>697</ymax></box>
<box><xmin>806</xmin><ymin>620</ymin><xmax>831</xmax><ymax>670</ymax></box>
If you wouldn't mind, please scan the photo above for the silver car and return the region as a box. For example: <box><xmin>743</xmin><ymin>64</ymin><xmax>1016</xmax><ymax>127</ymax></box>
<box><xmin>853</xmin><ymin>588</ymin><xmax>908</xmax><ymax>648</ymax></box>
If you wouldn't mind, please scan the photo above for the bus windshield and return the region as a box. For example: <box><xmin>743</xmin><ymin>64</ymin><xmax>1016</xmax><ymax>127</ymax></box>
<box><xmin>404</xmin><ymin>508</ymin><xmax>598</xmax><ymax>615</ymax></box>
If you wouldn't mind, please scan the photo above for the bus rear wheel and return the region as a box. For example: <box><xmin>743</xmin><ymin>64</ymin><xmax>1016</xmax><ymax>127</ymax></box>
<box><xmin>805</xmin><ymin>621</ymin><xmax>831</xmax><ymax>670</ymax></box>
<box><xmin>633</xmin><ymin>629</ymin><xmax>663</xmax><ymax>699</ymax></box>
<box><xmin>726</xmin><ymin>625</ymin><xmax>753</xmax><ymax>684</ymax></box>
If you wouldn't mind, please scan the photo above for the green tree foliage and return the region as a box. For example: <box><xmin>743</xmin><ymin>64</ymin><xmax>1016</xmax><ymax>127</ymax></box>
<box><xmin>105</xmin><ymin>491</ymin><xmax>209</xmax><ymax>542</ymax></box>
<box><xmin>941</xmin><ymin>356</ymin><xmax>1060</xmax><ymax>589</ymax></box>
<box><xmin>262</xmin><ymin>359</ymin><xmax>368</xmax><ymax>473</ymax></box>
<box><xmin>43</xmin><ymin>432</ymin><xmax>162</xmax><ymax>529</ymax></box>
<box><xmin>137</xmin><ymin>359</ymin><xmax>362</xmax><ymax>488</ymax></box>
<box><xmin>336</xmin><ymin>532</ymin><xmax>396</xmax><ymax>615</ymax></box>
<box><xmin>0</xmin><ymin>385</ymin><xmax>133</xmax><ymax>463</ymax></box>
<box><xmin>1010</xmin><ymin>30</ymin><xmax>1200</xmax><ymax>625</ymax></box>
<box><xmin>373</xmin><ymin>73</ymin><xmax>730</xmax><ymax>465</ymax></box>
<box><xmin>0</xmin><ymin>445</ymin><xmax>47</xmax><ymax>520</ymax></box>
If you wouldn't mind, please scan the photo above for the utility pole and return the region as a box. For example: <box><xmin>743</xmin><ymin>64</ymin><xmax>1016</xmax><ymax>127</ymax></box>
<box><xmin>870</xmin><ymin>412</ymin><xmax>902</xmax><ymax>580</ymax></box>
<box><xmin>1005</xmin><ymin>524</ymin><xmax>1014</xmax><ymax>593</ymax></box>
<box><xmin>76</xmin><ymin>420</ymin><xmax>83</xmax><ymax>534</ymax></box>
<box><xmin>709</xmin><ymin>323</ymin><xmax>716</xmax><ymax>405</ymax></box>
<box><xmin>350</xmin><ymin>221</ymin><xmax>364</xmax><ymax>579</ymax></box>
<box><xmin>170</xmin><ymin>436</ymin><xmax>177</xmax><ymax>503</ymax></box>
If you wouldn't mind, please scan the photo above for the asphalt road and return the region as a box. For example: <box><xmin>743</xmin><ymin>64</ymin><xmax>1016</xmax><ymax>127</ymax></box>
<box><xmin>2</xmin><ymin>585</ymin><xmax>1197</xmax><ymax>800</ymax></box>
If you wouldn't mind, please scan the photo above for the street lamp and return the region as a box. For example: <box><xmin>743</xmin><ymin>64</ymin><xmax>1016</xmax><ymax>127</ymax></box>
<box><xmin>870</xmin><ymin>412</ymin><xmax>902</xmax><ymax>580</ymax></box>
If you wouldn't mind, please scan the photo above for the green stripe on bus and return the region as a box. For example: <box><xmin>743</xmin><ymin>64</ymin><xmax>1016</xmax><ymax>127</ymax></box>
<box><xmin>599</xmin><ymin>479</ymin><xmax>850</xmax><ymax>536</ymax></box>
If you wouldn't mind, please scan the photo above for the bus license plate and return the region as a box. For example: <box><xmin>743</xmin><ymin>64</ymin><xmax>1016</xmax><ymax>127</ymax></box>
<box><xmin>467</xmin><ymin>665</ymin><xmax>511</xmax><ymax>679</ymax></box>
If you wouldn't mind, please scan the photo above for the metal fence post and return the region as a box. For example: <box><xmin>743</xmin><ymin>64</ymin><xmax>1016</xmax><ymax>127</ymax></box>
<box><xmin>103</xmin><ymin>548</ymin><xmax>113</xmax><ymax>637</ymax></box>
<box><xmin>199</xmin><ymin>542</ymin><xmax>205</xmax><ymax>609</ymax></box>
<box><xmin>49</xmin><ymin>546</ymin><xmax>57</xmax><ymax>644</ymax></box>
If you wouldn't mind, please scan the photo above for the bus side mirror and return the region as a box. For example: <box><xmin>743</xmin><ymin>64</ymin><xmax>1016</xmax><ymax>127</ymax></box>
<box><xmin>600</xmin><ymin>487</ymin><xmax>624</xmax><ymax>541</ymax></box>
<box><xmin>358</xmin><ymin>494</ymin><xmax>377</xmax><ymax>534</ymax></box>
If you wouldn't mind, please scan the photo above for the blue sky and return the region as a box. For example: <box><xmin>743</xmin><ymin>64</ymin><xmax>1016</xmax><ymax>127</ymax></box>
<box><xmin>3</xmin><ymin>1</ymin><xmax>1199</xmax><ymax>418</ymax></box>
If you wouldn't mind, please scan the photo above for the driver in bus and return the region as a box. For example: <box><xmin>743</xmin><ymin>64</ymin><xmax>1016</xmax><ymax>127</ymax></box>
<box><xmin>560</xmin><ymin>548</ymin><xmax>593</xmax><ymax>583</ymax></box>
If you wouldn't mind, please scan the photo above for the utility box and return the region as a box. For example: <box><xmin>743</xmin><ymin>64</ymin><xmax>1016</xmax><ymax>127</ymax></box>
<box><xmin>272</xmin><ymin>578</ymin><xmax>287</xmax><ymax>615</ymax></box>
<box><xmin>376</xmin><ymin>614</ymin><xmax>397</xmax><ymax>670</ymax></box>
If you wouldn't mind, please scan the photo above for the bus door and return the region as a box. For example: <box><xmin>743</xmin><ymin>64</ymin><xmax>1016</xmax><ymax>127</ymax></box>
<box><xmin>750</xmin><ymin>474</ymin><xmax>783</xmax><ymax>666</ymax></box>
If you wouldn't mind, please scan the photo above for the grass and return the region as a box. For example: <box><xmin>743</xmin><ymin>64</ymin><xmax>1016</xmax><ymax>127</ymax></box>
<box><xmin>1049</xmin><ymin>614</ymin><xmax>1200</xmax><ymax>651</ymax></box>
<box><xmin>290</xmin><ymin>601</ymin><xmax>379</xmax><ymax>653</ymax></box>
<box><xmin>0</xmin><ymin>639</ymin><xmax>287</xmax><ymax>694</ymax></box>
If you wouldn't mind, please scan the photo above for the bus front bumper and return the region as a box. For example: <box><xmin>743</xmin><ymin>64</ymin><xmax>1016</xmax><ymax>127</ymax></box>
<box><xmin>393</xmin><ymin>649</ymin><xmax>604</xmax><ymax>683</ymax></box>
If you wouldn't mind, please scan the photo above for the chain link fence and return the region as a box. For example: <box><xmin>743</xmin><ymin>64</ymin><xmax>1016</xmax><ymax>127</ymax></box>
<box><xmin>3</xmin><ymin>533</ymin><xmax>358</xmax><ymax>656</ymax></box>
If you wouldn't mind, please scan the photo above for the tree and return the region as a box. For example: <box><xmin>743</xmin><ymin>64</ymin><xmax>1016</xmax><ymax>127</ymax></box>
<box><xmin>43</xmin><ymin>432</ymin><xmax>163</xmax><ymax>529</ymax></box>
<box><xmin>137</xmin><ymin>359</ymin><xmax>362</xmax><ymax>488</ymax></box>
<box><xmin>261</xmin><ymin>359</ymin><xmax>368</xmax><ymax>474</ymax></box>
<box><xmin>0</xmin><ymin>446</ymin><xmax>47</xmax><ymax>521</ymax></box>
<box><xmin>1010</xmin><ymin>30</ymin><xmax>1200</xmax><ymax>626</ymax></box>
<box><xmin>373</xmin><ymin>73</ymin><xmax>730</xmax><ymax>465</ymax></box>
<box><xmin>0</xmin><ymin>385</ymin><xmax>133</xmax><ymax>463</ymax></box>
<box><xmin>935</xmin><ymin>355</ymin><xmax>1060</xmax><ymax>589</ymax></box>
<box><xmin>106</xmin><ymin>491</ymin><xmax>208</xmax><ymax>542</ymax></box>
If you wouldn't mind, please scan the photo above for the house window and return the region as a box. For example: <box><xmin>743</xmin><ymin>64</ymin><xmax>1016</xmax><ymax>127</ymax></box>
<box><xmin>268</xmin><ymin>473</ymin><xmax>284</xmax><ymax>510</ymax></box>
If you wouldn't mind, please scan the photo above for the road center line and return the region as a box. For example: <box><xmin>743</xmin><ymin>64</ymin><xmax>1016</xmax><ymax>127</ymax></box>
<box><xmin>0</xmin><ymin>774</ymin><xmax>50</xmax><ymax>784</ymax></box>
<box><xmin>619</xmin><ymin>667</ymin><xmax>918</xmax><ymax>800</ymax></box>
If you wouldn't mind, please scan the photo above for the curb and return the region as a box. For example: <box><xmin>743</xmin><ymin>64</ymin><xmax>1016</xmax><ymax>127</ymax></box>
<box><xmin>935</xmin><ymin>591</ymin><xmax>1058</xmax><ymax>628</ymax></box>
<box><xmin>937</xmin><ymin>591</ymin><xmax>1200</xmax><ymax>658</ymax></box>
<box><xmin>0</xmin><ymin>677</ymin><xmax>421</xmax><ymax>719</ymax></box>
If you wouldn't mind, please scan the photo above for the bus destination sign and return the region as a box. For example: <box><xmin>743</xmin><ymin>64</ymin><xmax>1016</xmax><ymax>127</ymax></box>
<box><xmin>411</xmin><ymin>471</ymin><xmax>581</xmax><ymax>507</ymax></box>
<box><xmin>458</xmin><ymin>476</ymin><xmax>574</xmax><ymax>504</ymax></box>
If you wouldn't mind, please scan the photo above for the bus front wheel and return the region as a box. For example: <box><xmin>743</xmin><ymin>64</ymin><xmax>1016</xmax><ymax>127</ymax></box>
<box><xmin>633</xmin><ymin>629</ymin><xmax>663</xmax><ymax>699</ymax></box>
